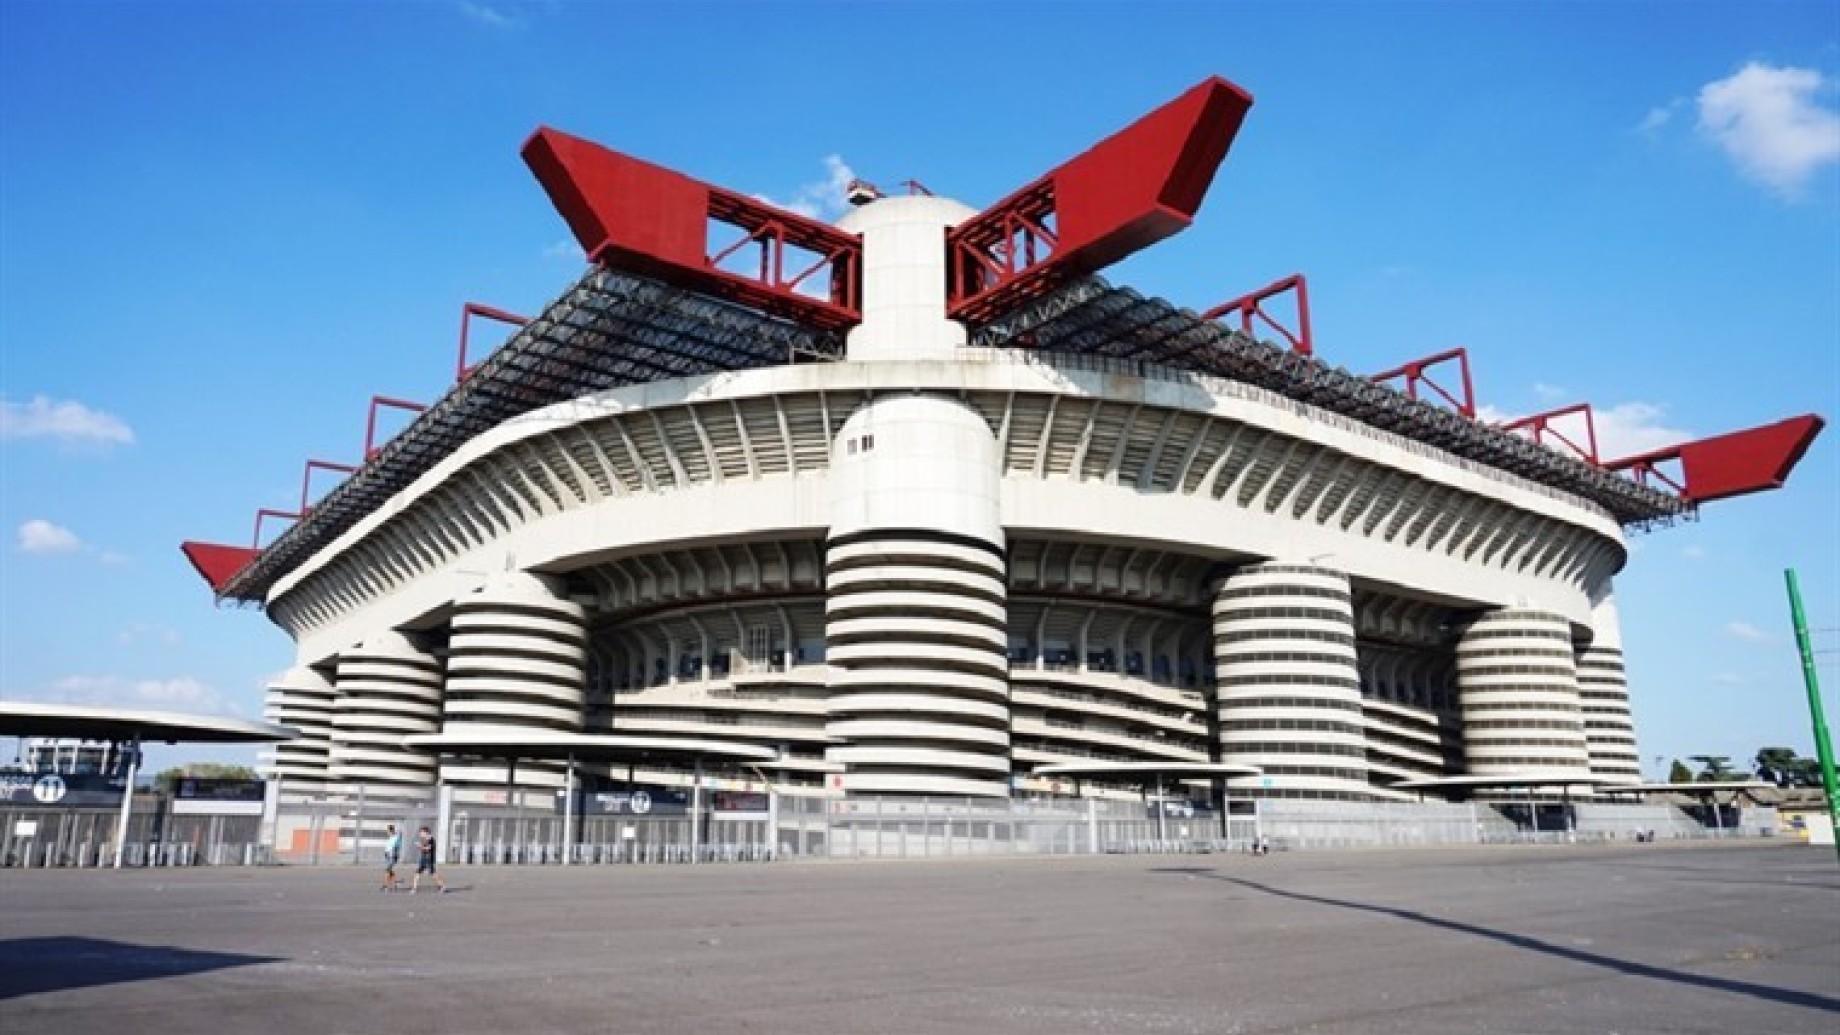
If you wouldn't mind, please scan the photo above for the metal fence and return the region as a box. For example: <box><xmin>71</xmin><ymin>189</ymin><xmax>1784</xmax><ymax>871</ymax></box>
<box><xmin>3</xmin><ymin>790</ymin><xmax>1782</xmax><ymax>869</ymax></box>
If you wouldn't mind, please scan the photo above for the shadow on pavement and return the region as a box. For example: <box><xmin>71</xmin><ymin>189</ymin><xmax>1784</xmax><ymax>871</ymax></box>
<box><xmin>1152</xmin><ymin>868</ymin><xmax>1840</xmax><ymax>1014</ymax></box>
<box><xmin>0</xmin><ymin>937</ymin><xmax>281</xmax><ymax>1000</ymax></box>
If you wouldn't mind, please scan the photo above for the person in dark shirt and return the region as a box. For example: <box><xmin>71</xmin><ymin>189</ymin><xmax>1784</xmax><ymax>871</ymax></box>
<box><xmin>409</xmin><ymin>825</ymin><xmax>447</xmax><ymax>894</ymax></box>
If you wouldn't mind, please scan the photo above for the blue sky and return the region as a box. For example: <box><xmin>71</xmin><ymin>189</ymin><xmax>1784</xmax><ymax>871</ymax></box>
<box><xmin>2</xmin><ymin>1</ymin><xmax>1836</xmax><ymax>779</ymax></box>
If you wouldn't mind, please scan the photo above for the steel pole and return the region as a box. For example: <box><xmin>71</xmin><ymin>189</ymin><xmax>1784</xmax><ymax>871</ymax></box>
<box><xmin>111</xmin><ymin>734</ymin><xmax>140</xmax><ymax>869</ymax></box>
<box><xmin>1785</xmin><ymin>568</ymin><xmax>1840</xmax><ymax>865</ymax></box>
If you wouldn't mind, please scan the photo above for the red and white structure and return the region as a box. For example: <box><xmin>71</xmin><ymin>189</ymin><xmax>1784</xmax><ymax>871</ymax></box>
<box><xmin>184</xmin><ymin>77</ymin><xmax>1823</xmax><ymax>809</ymax></box>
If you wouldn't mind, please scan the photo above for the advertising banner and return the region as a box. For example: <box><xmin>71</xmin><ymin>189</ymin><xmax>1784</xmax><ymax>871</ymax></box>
<box><xmin>569</xmin><ymin>784</ymin><xmax>691</xmax><ymax>817</ymax></box>
<box><xmin>172</xmin><ymin>778</ymin><xmax>268</xmax><ymax>815</ymax></box>
<box><xmin>0</xmin><ymin>772</ymin><xmax>126</xmax><ymax>808</ymax></box>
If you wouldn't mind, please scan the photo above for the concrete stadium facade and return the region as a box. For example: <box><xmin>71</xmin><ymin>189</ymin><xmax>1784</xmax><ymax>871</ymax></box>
<box><xmin>254</xmin><ymin>194</ymin><xmax>1651</xmax><ymax>809</ymax></box>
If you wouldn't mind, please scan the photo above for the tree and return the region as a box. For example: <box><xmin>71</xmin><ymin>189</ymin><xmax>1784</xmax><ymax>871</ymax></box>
<box><xmin>153</xmin><ymin>763</ymin><xmax>257</xmax><ymax>794</ymax></box>
<box><xmin>1668</xmin><ymin>759</ymin><xmax>1694</xmax><ymax>783</ymax></box>
<box><xmin>1755</xmin><ymin>746</ymin><xmax>1821</xmax><ymax>787</ymax></box>
<box><xmin>1689</xmin><ymin>755</ymin><xmax>1740</xmax><ymax>782</ymax></box>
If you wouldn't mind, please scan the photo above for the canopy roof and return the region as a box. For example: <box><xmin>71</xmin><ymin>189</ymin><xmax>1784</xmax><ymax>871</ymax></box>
<box><xmin>1391</xmin><ymin>773</ymin><xmax>1624</xmax><ymax>792</ymax></box>
<box><xmin>404</xmin><ymin>731</ymin><xmax>777</xmax><ymax>764</ymax></box>
<box><xmin>1034</xmin><ymin>761</ymin><xmax>1262</xmax><ymax>779</ymax></box>
<box><xmin>0</xmin><ymin>702</ymin><xmax>296</xmax><ymax>744</ymax></box>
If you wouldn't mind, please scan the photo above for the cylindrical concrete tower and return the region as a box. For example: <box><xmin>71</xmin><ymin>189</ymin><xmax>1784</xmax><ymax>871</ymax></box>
<box><xmin>262</xmin><ymin>665</ymin><xmax>336</xmax><ymax>794</ymax></box>
<box><xmin>329</xmin><ymin>630</ymin><xmax>444</xmax><ymax>797</ymax></box>
<box><xmin>1213</xmin><ymin>562</ymin><xmax>1369</xmax><ymax>799</ymax></box>
<box><xmin>440</xmin><ymin>571</ymin><xmax>588</xmax><ymax>790</ymax></box>
<box><xmin>1577</xmin><ymin>586</ymin><xmax>1641</xmax><ymax>785</ymax></box>
<box><xmin>824</xmin><ymin>393</ymin><xmax>1010</xmax><ymax>797</ymax></box>
<box><xmin>1456</xmin><ymin>608</ymin><xmax>1591</xmax><ymax>779</ymax></box>
<box><xmin>836</xmin><ymin>194</ymin><xmax>978</xmax><ymax>361</ymax></box>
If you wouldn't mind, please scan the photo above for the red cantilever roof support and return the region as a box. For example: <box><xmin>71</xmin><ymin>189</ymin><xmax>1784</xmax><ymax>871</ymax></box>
<box><xmin>365</xmin><ymin>395</ymin><xmax>426</xmax><ymax>460</ymax></box>
<box><xmin>522</xmin><ymin>128</ymin><xmax>862</xmax><ymax>332</ymax></box>
<box><xmin>457</xmin><ymin>303</ymin><xmax>530</xmax><ymax>381</ymax></box>
<box><xmin>1370</xmin><ymin>347</ymin><xmax>1476</xmax><ymax>418</ymax></box>
<box><xmin>300</xmin><ymin>458</ymin><xmax>358</xmax><ymax>515</ymax></box>
<box><xmin>1203</xmin><ymin>274</ymin><xmax>1313</xmax><ymax>356</ymax></box>
<box><xmin>253</xmin><ymin>508</ymin><xmax>299</xmax><ymax>550</ymax></box>
<box><xmin>1605</xmin><ymin>415</ymin><xmax>1825</xmax><ymax>505</ymax></box>
<box><xmin>947</xmin><ymin>77</ymin><xmax>1254</xmax><ymax>325</ymax></box>
<box><xmin>1502</xmin><ymin>403</ymin><xmax>1600</xmax><ymax>466</ymax></box>
<box><xmin>179</xmin><ymin>541</ymin><xmax>261</xmax><ymax>594</ymax></box>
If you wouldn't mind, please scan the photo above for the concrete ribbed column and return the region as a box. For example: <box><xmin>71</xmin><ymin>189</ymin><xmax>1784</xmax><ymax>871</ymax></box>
<box><xmin>262</xmin><ymin>665</ymin><xmax>336</xmax><ymax>793</ymax></box>
<box><xmin>1456</xmin><ymin>608</ymin><xmax>1591</xmax><ymax>779</ymax></box>
<box><xmin>329</xmin><ymin>630</ymin><xmax>443</xmax><ymax>796</ymax></box>
<box><xmin>441</xmin><ymin>571</ymin><xmax>587</xmax><ymax>790</ymax></box>
<box><xmin>825</xmin><ymin>394</ymin><xmax>1011</xmax><ymax>797</ymax></box>
<box><xmin>1213</xmin><ymin>562</ymin><xmax>1369</xmax><ymax>799</ymax></box>
<box><xmin>1578</xmin><ymin>590</ymin><xmax>1641</xmax><ymax>785</ymax></box>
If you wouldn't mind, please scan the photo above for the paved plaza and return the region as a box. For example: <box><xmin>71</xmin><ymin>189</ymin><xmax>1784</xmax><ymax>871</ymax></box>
<box><xmin>1</xmin><ymin>841</ymin><xmax>1835</xmax><ymax>1034</ymax></box>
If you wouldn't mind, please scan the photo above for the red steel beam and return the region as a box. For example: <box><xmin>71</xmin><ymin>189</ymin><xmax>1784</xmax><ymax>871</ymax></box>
<box><xmin>1605</xmin><ymin>414</ymin><xmax>1825</xmax><ymax>505</ymax></box>
<box><xmin>1204</xmin><ymin>274</ymin><xmax>1313</xmax><ymax>356</ymax></box>
<box><xmin>1502</xmin><ymin>402</ymin><xmax>1599</xmax><ymax>465</ymax></box>
<box><xmin>1370</xmin><ymin>347</ymin><xmax>1476</xmax><ymax>418</ymax></box>
<box><xmin>522</xmin><ymin>127</ymin><xmax>862</xmax><ymax>332</ymax></box>
<box><xmin>300</xmin><ymin>458</ymin><xmax>359</xmax><ymax>515</ymax></box>
<box><xmin>253</xmin><ymin>508</ymin><xmax>299</xmax><ymax>550</ymax></box>
<box><xmin>179</xmin><ymin>541</ymin><xmax>260</xmax><ymax>594</ymax></box>
<box><xmin>365</xmin><ymin>395</ymin><xmax>426</xmax><ymax>460</ymax></box>
<box><xmin>947</xmin><ymin>76</ymin><xmax>1254</xmax><ymax>325</ymax></box>
<box><xmin>457</xmin><ymin>302</ymin><xmax>530</xmax><ymax>381</ymax></box>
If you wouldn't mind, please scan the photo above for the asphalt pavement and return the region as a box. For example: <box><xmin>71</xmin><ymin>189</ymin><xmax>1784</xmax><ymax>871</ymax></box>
<box><xmin>1</xmin><ymin>840</ymin><xmax>1836</xmax><ymax>1034</ymax></box>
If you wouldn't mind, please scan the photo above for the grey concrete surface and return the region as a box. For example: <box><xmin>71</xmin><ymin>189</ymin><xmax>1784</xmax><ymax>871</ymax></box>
<box><xmin>1</xmin><ymin>841</ymin><xmax>1835</xmax><ymax>1034</ymax></box>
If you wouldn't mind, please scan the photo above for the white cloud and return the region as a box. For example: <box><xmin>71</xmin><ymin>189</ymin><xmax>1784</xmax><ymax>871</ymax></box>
<box><xmin>1707</xmin><ymin>672</ymin><xmax>1747</xmax><ymax>686</ymax></box>
<box><xmin>1484</xmin><ymin>398</ymin><xmax>1690</xmax><ymax>463</ymax></box>
<box><xmin>0</xmin><ymin>395</ymin><xmax>134</xmax><ymax>448</ymax></box>
<box><xmin>1696</xmin><ymin>62</ymin><xmax>1840</xmax><ymax>196</ymax></box>
<box><xmin>459</xmin><ymin>1</ymin><xmax>517</xmax><ymax>28</ymax></box>
<box><xmin>1724</xmin><ymin>620</ymin><xmax>1773</xmax><ymax>643</ymax></box>
<box><xmin>18</xmin><ymin>519</ymin><xmax>81</xmax><ymax>554</ymax></box>
<box><xmin>1681</xmin><ymin>544</ymin><xmax>1707</xmax><ymax>560</ymax></box>
<box><xmin>1531</xmin><ymin>382</ymin><xmax>1569</xmax><ymax>403</ymax></box>
<box><xmin>1592</xmin><ymin>402</ymin><xmax>1693</xmax><ymax>460</ymax></box>
<box><xmin>543</xmin><ymin>238</ymin><xmax>583</xmax><ymax>262</ymax></box>
<box><xmin>37</xmin><ymin>675</ymin><xmax>235</xmax><ymax>715</ymax></box>
<box><xmin>755</xmin><ymin>155</ymin><xmax>858</xmax><ymax>223</ymax></box>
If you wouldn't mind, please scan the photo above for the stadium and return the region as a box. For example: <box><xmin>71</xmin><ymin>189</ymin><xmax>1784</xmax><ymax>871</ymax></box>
<box><xmin>182</xmin><ymin>77</ymin><xmax>1821</xmax><ymax>856</ymax></box>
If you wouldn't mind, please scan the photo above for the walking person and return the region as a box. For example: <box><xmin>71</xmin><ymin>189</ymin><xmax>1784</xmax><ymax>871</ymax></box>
<box><xmin>409</xmin><ymin>825</ymin><xmax>447</xmax><ymax>894</ymax></box>
<box><xmin>380</xmin><ymin>824</ymin><xmax>402</xmax><ymax>892</ymax></box>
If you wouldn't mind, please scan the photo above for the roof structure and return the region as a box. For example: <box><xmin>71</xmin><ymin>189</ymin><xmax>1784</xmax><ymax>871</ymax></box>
<box><xmin>0</xmin><ymin>702</ymin><xmax>296</xmax><ymax>744</ymax></box>
<box><xmin>206</xmin><ymin>269</ymin><xmax>842</xmax><ymax>603</ymax></box>
<box><xmin>969</xmin><ymin>278</ymin><xmax>1695</xmax><ymax>526</ymax></box>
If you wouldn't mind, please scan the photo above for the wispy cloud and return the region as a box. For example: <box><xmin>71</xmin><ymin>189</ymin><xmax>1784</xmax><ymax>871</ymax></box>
<box><xmin>459</xmin><ymin>1</ymin><xmax>518</xmax><ymax>29</ymax></box>
<box><xmin>1724</xmin><ymin>620</ymin><xmax>1773</xmax><ymax>643</ymax></box>
<box><xmin>1531</xmin><ymin>382</ymin><xmax>1568</xmax><ymax>403</ymax></box>
<box><xmin>33</xmin><ymin>674</ymin><xmax>236</xmax><ymax>715</ymax></box>
<box><xmin>1696</xmin><ymin>62</ymin><xmax>1840</xmax><ymax>197</ymax></box>
<box><xmin>1637</xmin><ymin>99</ymin><xmax>1685</xmax><ymax>135</ymax></box>
<box><xmin>1681</xmin><ymin>544</ymin><xmax>1707</xmax><ymax>560</ymax></box>
<box><xmin>755</xmin><ymin>155</ymin><xmax>858</xmax><ymax>222</ymax></box>
<box><xmin>18</xmin><ymin>519</ymin><xmax>81</xmax><ymax>554</ymax></box>
<box><xmin>116</xmin><ymin>622</ymin><xmax>183</xmax><ymax>647</ymax></box>
<box><xmin>1707</xmin><ymin>672</ymin><xmax>1747</xmax><ymax>686</ymax></box>
<box><xmin>1</xmin><ymin>395</ymin><xmax>134</xmax><ymax>448</ymax></box>
<box><xmin>543</xmin><ymin>238</ymin><xmax>583</xmax><ymax>263</ymax></box>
